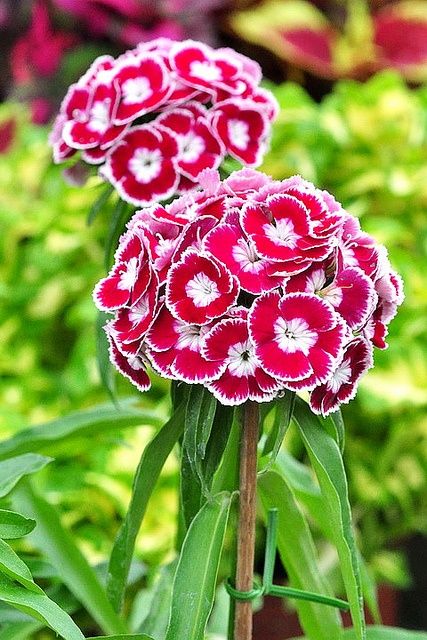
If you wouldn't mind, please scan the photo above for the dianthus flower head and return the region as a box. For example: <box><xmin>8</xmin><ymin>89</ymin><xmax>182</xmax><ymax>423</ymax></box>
<box><xmin>50</xmin><ymin>38</ymin><xmax>278</xmax><ymax>206</ymax></box>
<box><xmin>93</xmin><ymin>168</ymin><xmax>403</xmax><ymax>416</ymax></box>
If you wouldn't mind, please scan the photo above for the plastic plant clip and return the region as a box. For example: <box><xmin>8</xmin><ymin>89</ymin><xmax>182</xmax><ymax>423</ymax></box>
<box><xmin>226</xmin><ymin>508</ymin><xmax>350</xmax><ymax>611</ymax></box>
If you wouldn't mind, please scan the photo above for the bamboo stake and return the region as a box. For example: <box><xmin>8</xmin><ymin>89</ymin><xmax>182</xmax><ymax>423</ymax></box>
<box><xmin>233</xmin><ymin>400</ymin><xmax>259</xmax><ymax>640</ymax></box>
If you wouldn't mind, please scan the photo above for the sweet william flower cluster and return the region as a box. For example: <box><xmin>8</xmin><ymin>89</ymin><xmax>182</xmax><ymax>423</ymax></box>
<box><xmin>93</xmin><ymin>169</ymin><xmax>403</xmax><ymax>415</ymax></box>
<box><xmin>50</xmin><ymin>38</ymin><xmax>277</xmax><ymax>205</ymax></box>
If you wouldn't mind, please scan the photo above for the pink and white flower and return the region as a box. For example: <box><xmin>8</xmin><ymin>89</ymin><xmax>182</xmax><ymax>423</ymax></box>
<box><xmin>106</xmin><ymin>330</ymin><xmax>151</xmax><ymax>392</ymax></box>
<box><xmin>286</xmin><ymin>262</ymin><xmax>378</xmax><ymax>330</ymax></box>
<box><xmin>62</xmin><ymin>82</ymin><xmax>126</xmax><ymax>150</ymax></box>
<box><xmin>310</xmin><ymin>338</ymin><xmax>373</xmax><ymax>416</ymax></box>
<box><xmin>201</xmin><ymin>318</ymin><xmax>280</xmax><ymax>405</ymax></box>
<box><xmin>241</xmin><ymin>193</ymin><xmax>335</xmax><ymax>274</ymax></box>
<box><xmin>101</xmin><ymin>124</ymin><xmax>179</xmax><ymax>205</ymax></box>
<box><xmin>146</xmin><ymin>305</ymin><xmax>224</xmax><ymax>383</ymax></box>
<box><xmin>158</xmin><ymin>106</ymin><xmax>223</xmax><ymax>180</ymax></box>
<box><xmin>166</xmin><ymin>249</ymin><xmax>239</xmax><ymax>325</ymax></box>
<box><xmin>203</xmin><ymin>220</ymin><xmax>285</xmax><ymax>294</ymax></box>
<box><xmin>93</xmin><ymin>230</ymin><xmax>152</xmax><ymax>311</ymax></box>
<box><xmin>112</xmin><ymin>54</ymin><xmax>171</xmax><ymax>124</ymax></box>
<box><xmin>170</xmin><ymin>40</ymin><xmax>243</xmax><ymax>97</ymax></box>
<box><xmin>249</xmin><ymin>291</ymin><xmax>346</xmax><ymax>387</ymax></box>
<box><xmin>211</xmin><ymin>99</ymin><xmax>268</xmax><ymax>166</ymax></box>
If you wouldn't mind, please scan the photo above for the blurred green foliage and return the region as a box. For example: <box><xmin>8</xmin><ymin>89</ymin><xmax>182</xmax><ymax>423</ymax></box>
<box><xmin>263</xmin><ymin>71</ymin><xmax>427</xmax><ymax>585</ymax></box>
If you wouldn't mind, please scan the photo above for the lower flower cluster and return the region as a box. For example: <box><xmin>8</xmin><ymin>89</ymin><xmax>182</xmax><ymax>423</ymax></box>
<box><xmin>93</xmin><ymin>169</ymin><xmax>403</xmax><ymax>415</ymax></box>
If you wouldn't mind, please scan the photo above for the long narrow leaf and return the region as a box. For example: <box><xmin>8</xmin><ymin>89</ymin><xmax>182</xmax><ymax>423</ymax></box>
<box><xmin>105</xmin><ymin>199</ymin><xmax>132</xmax><ymax>270</ymax></box>
<box><xmin>12</xmin><ymin>482</ymin><xmax>127</xmax><ymax>635</ymax></box>
<box><xmin>0</xmin><ymin>401</ymin><xmax>161</xmax><ymax>460</ymax></box>
<box><xmin>260</xmin><ymin>391</ymin><xmax>295</xmax><ymax>472</ymax></box>
<box><xmin>293</xmin><ymin>397</ymin><xmax>366</xmax><ymax>640</ymax></box>
<box><xmin>275</xmin><ymin>450</ymin><xmax>380</xmax><ymax>623</ymax></box>
<box><xmin>180</xmin><ymin>447</ymin><xmax>202</xmax><ymax>531</ymax></box>
<box><xmin>201</xmin><ymin>404</ymin><xmax>235</xmax><ymax>490</ymax></box>
<box><xmin>107</xmin><ymin>403</ymin><xmax>185</xmax><ymax>612</ymax></box>
<box><xmin>0</xmin><ymin>539</ymin><xmax>43</xmax><ymax>593</ymax></box>
<box><xmin>0</xmin><ymin>620</ymin><xmax>43</xmax><ymax>640</ymax></box>
<box><xmin>87</xmin><ymin>636</ymin><xmax>153</xmax><ymax>639</ymax></box>
<box><xmin>87</xmin><ymin>184</ymin><xmax>114</xmax><ymax>226</ymax></box>
<box><xmin>0</xmin><ymin>574</ymin><xmax>84</xmax><ymax>640</ymax></box>
<box><xmin>165</xmin><ymin>493</ymin><xmax>231</xmax><ymax>640</ymax></box>
<box><xmin>0</xmin><ymin>455</ymin><xmax>51</xmax><ymax>498</ymax></box>
<box><xmin>136</xmin><ymin>561</ymin><xmax>177</xmax><ymax>637</ymax></box>
<box><xmin>0</xmin><ymin>510</ymin><xmax>35</xmax><ymax>539</ymax></box>
<box><xmin>258</xmin><ymin>471</ymin><xmax>342</xmax><ymax>640</ymax></box>
<box><xmin>184</xmin><ymin>386</ymin><xmax>217</xmax><ymax>486</ymax></box>
<box><xmin>96</xmin><ymin>311</ymin><xmax>117</xmax><ymax>402</ymax></box>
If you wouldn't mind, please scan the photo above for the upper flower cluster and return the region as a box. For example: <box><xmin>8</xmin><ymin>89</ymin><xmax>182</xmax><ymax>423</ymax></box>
<box><xmin>50</xmin><ymin>38</ymin><xmax>278</xmax><ymax>205</ymax></box>
<box><xmin>93</xmin><ymin>169</ymin><xmax>403</xmax><ymax>415</ymax></box>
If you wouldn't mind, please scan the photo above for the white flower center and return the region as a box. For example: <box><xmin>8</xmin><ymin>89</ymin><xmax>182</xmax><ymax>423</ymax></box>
<box><xmin>118</xmin><ymin>256</ymin><xmax>138</xmax><ymax>290</ymax></box>
<box><xmin>185</xmin><ymin>272</ymin><xmax>220</xmax><ymax>307</ymax></box>
<box><xmin>88</xmin><ymin>100</ymin><xmax>110</xmax><ymax>133</ymax></box>
<box><xmin>227</xmin><ymin>119</ymin><xmax>249</xmax><ymax>150</ymax></box>
<box><xmin>128</xmin><ymin>297</ymin><xmax>149</xmax><ymax>323</ymax></box>
<box><xmin>232</xmin><ymin>239</ymin><xmax>263</xmax><ymax>273</ymax></box>
<box><xmin>274</xmin><ymin>316</ymin><xmax>317</xmax><ymax>355</ymax></box>
<box><xmin>129</xmin><ymin>148</ymin><xmax>162</xmax><ymax>183</ymax></box>
<box><xmin>128</xmin><ymin>355</ymin><xmax>144</xmax><ymax>370</ymax></box>
<box><xmin>322</xmin><ymin>285</ymin><xmax>343</xmax><ymax>308</ymax></box>
<box><xmin>227</xmin><ymin>340</ymin><xmax>257</xmax><ymax>378</ymax></box>
<box><xmin>327</xmin><ymin>358</ymin><xmax>352</xmax><ymax>393</ymax></box>
<box><xmin>175</xmin><ymin>322</ymin><xmax>208</xmax><ymax>351</ymax></box>
<box><xmin>190</xmin><ymin>60</ymin><xmax>222</xmax><ymax>81</ymax></box>
<box><xmin>264</xmin><ymin>218</ymin><xmax>298</xmax><ymax>248</ymax></box>
<box><xmin>122</xmin><ymin>77</ymin><xmax>152</xmax><ymax>104</ymax></box>
<box><xmin>307</xmin><ymin>268</ymin><xmax>327</xmax><ymax>293</ymax></box>
<box><xmin>180</xmin><ymin>133</ymin><xmax>205</xmax><ymax>163</ymax></box>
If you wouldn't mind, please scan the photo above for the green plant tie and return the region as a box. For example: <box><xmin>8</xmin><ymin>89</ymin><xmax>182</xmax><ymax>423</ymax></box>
<box><xmin>226</xmin><ymin>509</ymin><xmax>350</xmax><ymax>611</ymax></box>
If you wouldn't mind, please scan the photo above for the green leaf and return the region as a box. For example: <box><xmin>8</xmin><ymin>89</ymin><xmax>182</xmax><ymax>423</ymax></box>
<box><xmin>274</xmin><ymin>451</ymin><xmax>380</xmax><ymax>623</ymax></box>
<box><xmin>105</xmin><ymin>199</ymin><xmax>132</xmax><ymax>270</ymax></box>
<box><xmin>134</xmin><ymin>560</ymin><xmax>177</xmax><ymax>637</ymax></box>
<box><xmin>165</xmin><ymin>492</ymin><xmax>231</xmax><ymax>640</ymax></box>
<box><xmin>0</xmin><ymin>401</ymin><xmax>161</xmax><ymax>460</ymax></box>
<box><xmin>0</xmin><ymin>573</ymin><xmax>84</xmax><ymax>640</ymax></box>
<box><xmin>201</xmin><ymin>404</ymin><xmax>235</xmax><ymax>490</ymax></box>
<box><xmin>184</xmin><ymin>385</ymin><xmax>217</xmax><ymax>487</ymax></box>
<box><xmin>96</xmin><ymin>311</ymin><xmax>116</xmax><ymax>402</ymax></box>
<box><xmin>87</xmin><ymin>183</ymin><xmax>114</xmax><ymax>226</ymax></box>
<box><xmin>0</xmin><ymin>539</ymin><xmax>42</xmax><ymax>593</ymax></box>
<box><xmin>87</xmin><ymin>636</ymin><xmax>153</xmax><ymax>640</ymax></box>
<box><xmin>0</xmin><ymin>510</ymin><xmax>35</xmax><ymax>539</ymax></box>
<box><xmin>180</xmin><ymin>447</ymin><xmax>202</xmax><ymax>531</ymax></box>
<box><xmin>107</xmin><ymin>402</ymin><xmax>186</xmax><ymax>612</ymax></box>
<box><xmin>292</xmin><ymin>627</ymin><xmax>427</xmax><ymax>640</ymax></box>
<box><xmin>0</xmin><ymin>620</ymin><xmax>43</xmax><ymax>640</ymax></box>
<box><xmin>258</xmin><ymin>471</ymin><xmax>341</xmax><ymax>640</ymax></box>
<box><xmin>260</xmin><ymin>391</ymin><xmax>295</xmax><ymax>472</ymax></box>
<box><xmin>0</xmin><ymin>454</ymin><xmax>52</xmax><ymax>498</ymax></box>
<box><xmin>293</xmin><ymin>397</ymin><xmax>366</xmax><ymax>640</ymax></box>
<box><xmin>330</xmin><ymin>409</ymin><xmax>345</xmax><ymax>453</ymax></box>
<box><xmin>11</xmin><ymin>482</ymin><xmax>127</xmax><ymax>635</ymax></box>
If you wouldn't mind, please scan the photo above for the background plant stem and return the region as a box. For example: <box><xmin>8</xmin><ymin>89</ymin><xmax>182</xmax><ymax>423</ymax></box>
<box><xmin>234</xmin><ymin>401</ymin><xmax>259</xmax><ymax>640</ymax></box>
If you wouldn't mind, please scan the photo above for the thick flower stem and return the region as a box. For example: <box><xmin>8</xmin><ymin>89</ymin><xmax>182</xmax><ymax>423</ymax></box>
<box><xmin>234</xmin><ymin>400</ymin><xmax>259</xmax><ymax>640</ymax></box>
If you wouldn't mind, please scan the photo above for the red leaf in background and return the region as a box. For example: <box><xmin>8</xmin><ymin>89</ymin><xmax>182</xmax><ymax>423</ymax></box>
<box><xmin>0</xmin><ymin>118</ymin><xmax>17</xmax><ymax>154</ymax></box>
<box><xmin>374</xmin><ymin>5</ymin><xmax>427</xmax><ymax>78</ymax></box>
<box><xmin>281</xmin><ymin>26</ymin><xmax>335</xmax><ymax>67</ymax></box>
